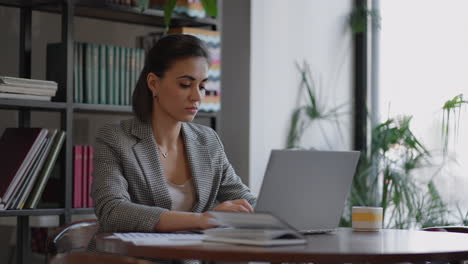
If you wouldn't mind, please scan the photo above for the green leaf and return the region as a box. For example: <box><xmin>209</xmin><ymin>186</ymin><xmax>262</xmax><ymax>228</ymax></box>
<box><xmin>287</xmin><ymin>108</ymin><xmax>303</xmax><ymax>148</ymax></box>
<box><xmin>349</xmin><ymin>6</ymin><xmax>381</xmax><ymax>34</ymax></box>
<box><xmin>201</xmin><ymin>0</ymin><xmax>217</xmax><ymax>17</ymax></box>
<box><xmin>164</xmin><ymin>0</ymin><xmax>178</xmax><ymax>32</ymax></box>
<box><xmin>441</xmin><ymin>93</ymin><xmax>467</xmax><ymax>155</ymax></box>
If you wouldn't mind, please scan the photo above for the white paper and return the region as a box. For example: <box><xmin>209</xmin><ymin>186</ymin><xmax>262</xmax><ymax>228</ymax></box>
<box><xmin>114</xmin><ymin>233</ymin><xmax>206</xmax><ymax>246</ymax></box>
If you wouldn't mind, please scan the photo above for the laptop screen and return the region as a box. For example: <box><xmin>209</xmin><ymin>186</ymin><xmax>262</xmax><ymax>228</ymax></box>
<box><xmin>254</xmin><ymin>150</ymin><xmax>360</xmax><ymax>232</ymax></box>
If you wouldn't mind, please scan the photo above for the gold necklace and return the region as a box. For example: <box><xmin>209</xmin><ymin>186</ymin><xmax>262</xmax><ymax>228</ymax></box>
<box><xmin>157</xmin><ymin>145</ymin><xmax>168</xmax><ymax>159</ymax></box>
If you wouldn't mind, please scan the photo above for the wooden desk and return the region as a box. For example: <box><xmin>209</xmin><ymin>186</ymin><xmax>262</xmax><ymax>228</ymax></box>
<box><xmin>96</xmin><ymin>228</ymin><xmax>468</xmax><ymax>263</ymax></box>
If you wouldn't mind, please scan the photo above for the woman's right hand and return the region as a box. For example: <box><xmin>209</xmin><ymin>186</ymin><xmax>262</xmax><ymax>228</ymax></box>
<box><xmin>197</xmin><ymin>200</ymin><xmax>254</xmax><ymax>229</ymax></box>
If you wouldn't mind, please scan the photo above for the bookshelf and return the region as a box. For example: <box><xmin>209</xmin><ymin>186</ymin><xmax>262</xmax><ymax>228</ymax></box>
<box><xmin>0</xmin><ymin>1</ymin><xmax>220</xmax><ymax>263</ymax></box>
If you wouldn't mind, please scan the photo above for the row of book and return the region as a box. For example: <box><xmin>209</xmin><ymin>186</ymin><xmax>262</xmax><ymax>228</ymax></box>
<box><xmin>0</xmin><ymin>76</ymin><xmax>58</xmax><ymax>101</ymax></box>
<box><xmin>74</xmin><ymin>145</ymin><xmax>94</xmax><ymax>208</ymax></box>
<box><xmin>0</xmin><ymin>128</ymin><xmax>66</xmax><ymax>210</ymax></box>
<box><xmin>45</xmin><ymin>29</ymin><xmax>220</xmax><ymax>110</ymax></box>
<box><xmin>137</xmin><ymin>27</ymin><xmax>221</xmax><ymax>112</ymax></box>
<box><xmin>61</xmin><ymin>42</ymin><xmax>145</xmax><ymax>105</ymax></box>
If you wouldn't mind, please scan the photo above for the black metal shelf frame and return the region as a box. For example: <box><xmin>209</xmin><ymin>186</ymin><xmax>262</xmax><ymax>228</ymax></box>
<box><xmin>0</xmin><ymin>99</ymin><xmax>67</xmax><ymax>111</ymax></box>
<box><xmin>71</xmin><ymin>208</ymin><xmax>95</xmax><ymax>215</ymax></box>
<box><xmin>0</xmin><ymin>209</ymin><xmax>65</xmax><ymax>217</ymax></box>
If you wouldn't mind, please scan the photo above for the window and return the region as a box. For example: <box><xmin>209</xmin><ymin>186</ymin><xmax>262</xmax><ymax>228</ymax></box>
<box><xmin>378</xmin><ymin>0</ymin><xmax>468</xmax><ymax>223</ymax></box>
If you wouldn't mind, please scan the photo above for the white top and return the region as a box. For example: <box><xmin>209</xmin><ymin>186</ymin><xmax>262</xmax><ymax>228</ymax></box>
<box><xmin>166</xmin><ymin>178</ymin><xmax>196</xmax><ymax>211</ymax></box>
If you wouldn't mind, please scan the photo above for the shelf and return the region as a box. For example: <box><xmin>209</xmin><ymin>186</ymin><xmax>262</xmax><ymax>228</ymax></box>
<box><xmin>73</xmin><ymin>103</ymin><xmax>219</xmax><ymax>118</ymax></box>
<box><xmin>0</xmin><ymin>208</ymin><xmax>65</xmax><ymax>216</ymax></box>
<box><xmin>71</xmin><ymin>208</ymin><xmax>95</xmax><ymax>215</ymax></box>
<box><xmin>73</xmin><ymin>103</ymin><xmax>132</xmax><ymax>114</ymax></box>
<box><xmin>0</xmin><ymin>0</ymin><xmax>56</xmax><ymax>8</ymax></box>
<box><xmin>0</xmin><ymin>98</ymin><xmax>67</xmax><ymax>111</ymax></box>
<box><xmin>0</xmin><ymin>0</ymin><xmax>217</xmax><ymax>28</ymax></box>
<box><xmin>70</xmin><ymin>0</ymin><xmax>218</xmax><ymax>28</ymax></box>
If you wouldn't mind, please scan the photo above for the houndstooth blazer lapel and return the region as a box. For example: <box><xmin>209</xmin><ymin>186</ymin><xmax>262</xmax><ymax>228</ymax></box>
<box><xmin>130</xmin><ymin>119</ymin><xmax>214</xmax><ymax>212</ymax></box>
<box><xmin>131</xmin><ymin>118</ymin><xmax>172</xmax><ymax>210</ymax></box>
<box><xmin>181</xmin><ymin>123</ymin><xmax>213</xmax><ymax>212</ymax></box>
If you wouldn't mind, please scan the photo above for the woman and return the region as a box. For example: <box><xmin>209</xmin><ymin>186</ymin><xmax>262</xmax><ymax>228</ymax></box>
<box><xmin>91</xmin><ymin>34</ymin><xmax>256</xmax><ymax>237</ymax></box>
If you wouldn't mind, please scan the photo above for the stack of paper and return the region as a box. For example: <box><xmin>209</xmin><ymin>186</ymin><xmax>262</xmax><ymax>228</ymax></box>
<box><xmin>0</xmin><ymin>76</ymin><xmax>58</xmax><ymax>101</ymax></box>
<box><xmin>203</xmin><ymin>212</ymin><xmax>307</xmax><ymax>246</ymax></box>
<box><xmin>113</xmin><ymin>233</ymin><xmax>205</xmax><ymax>246</ymax></box>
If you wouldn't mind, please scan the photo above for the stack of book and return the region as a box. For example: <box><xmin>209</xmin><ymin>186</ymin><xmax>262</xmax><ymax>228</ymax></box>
<box><xmin>139</xmin><ymin>28</ymin><xmax>221</xmax><ymax>112</ymax></box>
<box><xmin>73</xmin><ymin>145</ymin><xmax>94</xmax><ymax>208</ymax></box>
<box><xmin>47</xmin><ymin>42</ymin><xmax>145</xmax><ymax>106</ymax></box>
<box><xmin>0</xmin><ymin>128</ymin><xmax>66</xmax><ymax>210</ymax></box>
<box><xmin>0</xmin><ymin>76</ymin><xmax>58</xmax><ymax>101</ymax></box>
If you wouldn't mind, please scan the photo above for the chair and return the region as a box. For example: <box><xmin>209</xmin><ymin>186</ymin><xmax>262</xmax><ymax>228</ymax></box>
<box><xmin>46</xmin><ymin>219</ymin><xmax>98</xmax><ymax>260</ymax></box>
<box><xmin>49</xmin><ymin>252</ymin><xmax>158</xmax><ymax>264</ymax></box>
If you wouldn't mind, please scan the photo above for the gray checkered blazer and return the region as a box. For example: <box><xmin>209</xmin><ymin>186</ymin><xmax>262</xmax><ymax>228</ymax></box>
<box><xmin>91</xmin><ymin>117</ymin><xmax>256</xmax><ymax>234</ymax></box>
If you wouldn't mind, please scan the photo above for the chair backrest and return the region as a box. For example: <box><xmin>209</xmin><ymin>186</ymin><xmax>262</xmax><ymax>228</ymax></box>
<box><xmin>50</xmin><ymin>252</ymin><xmax>157</xmax><ymax>264</ymax></box>
<box><xmin>46</xmin><ymin>219</ymin><xmax>98</xmax><ymax>255</ymax></box>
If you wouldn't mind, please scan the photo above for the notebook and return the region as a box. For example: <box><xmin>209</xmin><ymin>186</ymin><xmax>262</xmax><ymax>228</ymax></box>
<box><xmin>203</xmin><ymin>211</ymin><xmax>307</xmax><ymax>246</ymax></box>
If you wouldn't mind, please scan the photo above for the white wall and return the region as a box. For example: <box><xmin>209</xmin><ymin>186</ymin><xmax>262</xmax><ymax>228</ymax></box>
<box><xmin>248</xmin><ymin>0</ymin><xmax>354</xmax><ymax>193</ymax></box>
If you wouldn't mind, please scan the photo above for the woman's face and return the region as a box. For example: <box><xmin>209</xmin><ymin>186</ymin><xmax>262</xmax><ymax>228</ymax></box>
<box><xmin>149</xmin><ymin>56</ymin><xmax>209</xmax><ymax>122</ymax></box>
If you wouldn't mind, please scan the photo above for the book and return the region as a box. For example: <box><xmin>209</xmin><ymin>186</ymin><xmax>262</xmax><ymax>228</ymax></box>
<box><xmin>99</xmin><ymin>44</ymin><xmax>107</xmax><ymax>104</ymax></box>
<box><xmin>6</xmin><ymin>132</ymin><xmax>49</xmax><ymax>209</ymax></box>
<box><xmin>16</xmin><ymin>129</ymin><xmax>58</xmax><ymax>209</ymax></box>
<box><xmin>129</xmin><ymin>48</ymin><xmax>136</xmax><ymax>103</ymax></box>
<box><xmin>133</xmin><ymin>49</ymin><xmax>140</xmax><ymax>103</ymax></box>
<box><xmin>74</xmin><ymin>42</ymin><xmax>79</xmax><ymax>103</ymax></box>
<box><xmin>0</xmin><ymin>93</ymin><xmax>51</xmax><ymax>101</ymax></box>
<box><xmin>0</xmin><ymin>76</ymin><xmax>57</xmax><ymax>90</ymax></box>
<box><xmin>73</xmin><ymin>146</ymin><xmax>83</xmax><ymax>208</ymax></box>
<box><xmin>119</xmin><ymin>47</ymin><xmax>126</xmax><ymax>106</ymax></box>
<box><xmin>24</xmin><ymin>131</ymin><xmax>66</xmax><ymax>209</ymax></box>
<box><xmin>92</xmin><ymin>43</ymin><xmax>99</xmax><ymax>104</ymax></box>
<box><xmin>83</xmin><ymin>145</ymin><xmax>89</xmax><ymax>207</ymax></box>
<box><xmin>88</xmin><ymin>145</ymin><xmax>94</xmax><ymax>208</ymax></box>
<box><xmin>106</xmin><ymin>45</ymin><xmax>115</xmax><ymax>105</ymax></box>
<box><xmin>85</xmin><ymin>43</ymin><xmax>93</xmax><ymax>104</ymax></box>
<box><xmin>0</xmin><ymin>128</ymin><xmax>48</xmax><ymax>209</ymax></box>
<box><xmin>0</xmin><ymin>84</ymin><xmax>56</xmax><ymax>96</ymax></box>
<box><xmin>77</xmin><ymin>42</ymin><xmax>84</xmax><ymax>103</ymax></box>
<box><xmin>124</xmin><ymin>47</ymin><xmax>131</xmax><ymax>105</ymax></box>
<box><xmin>202</xmin><ymin>212</ymin><xmax>307</xmax><ymax>246</ymax></box>
<box><xmin>114</xmin><ymin>47</ymin><xmax>121</xmax><ymax>105</ymax></box>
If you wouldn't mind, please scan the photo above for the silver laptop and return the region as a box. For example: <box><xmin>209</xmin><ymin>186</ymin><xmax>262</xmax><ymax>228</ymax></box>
<box><xmin>255</xmin><ymin>150</ymin><xmax>360</xmax><ymax>233</ymax></box>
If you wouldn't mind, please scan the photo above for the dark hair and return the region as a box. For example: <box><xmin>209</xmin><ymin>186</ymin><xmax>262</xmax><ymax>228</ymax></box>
<box><xmin>132</xmin><ymin>34</ymin><xmax>210</xmax><ymax>122</ymax></box>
